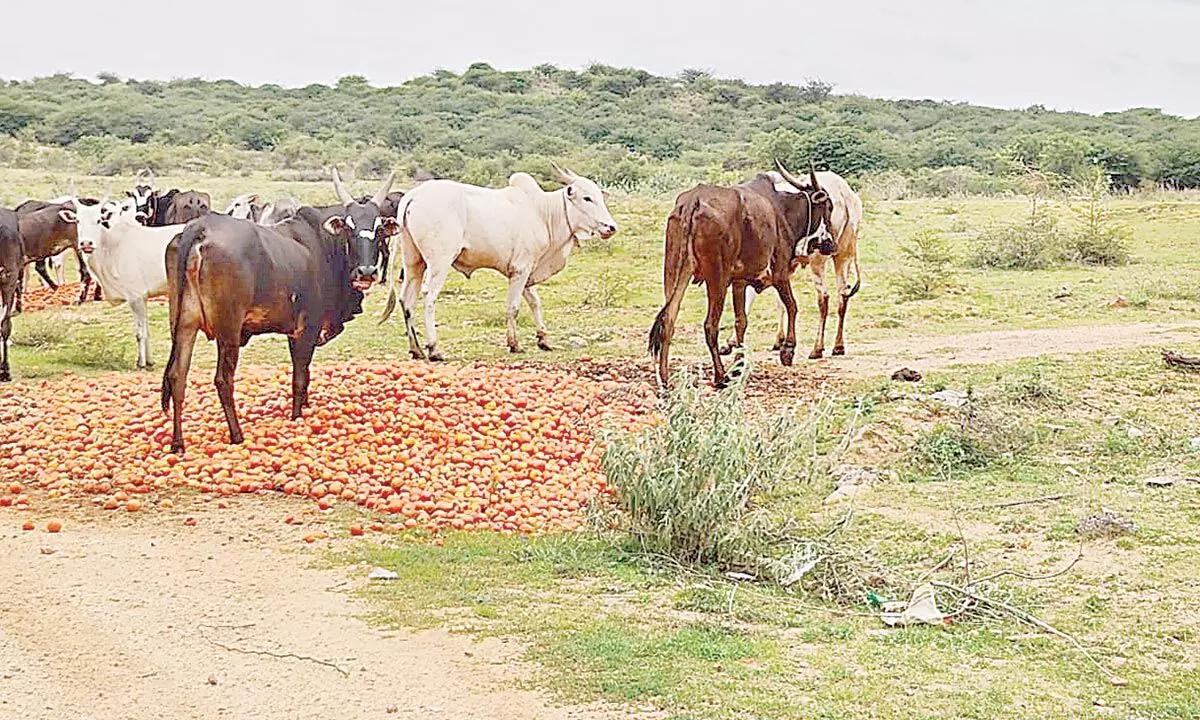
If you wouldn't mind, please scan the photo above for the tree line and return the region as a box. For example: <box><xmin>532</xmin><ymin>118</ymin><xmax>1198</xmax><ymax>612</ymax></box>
<box><xmin>1</xmin><ymin>63</ymin><xmax>1197</xmax><ymax>194</ymax></box>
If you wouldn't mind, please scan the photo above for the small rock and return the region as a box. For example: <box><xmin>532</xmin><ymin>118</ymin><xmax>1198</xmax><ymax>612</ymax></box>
<box><xmin>1054</xmin><ymin>286</ymin><xmax>1072</xmax><ymax>299</ymax></box>
<box><xmin>1109</xmin><ymin>676</ymin><xmax>1129</xmax><ymax>687</ymax></box>
<box><xmin>891</xmin><ymin>367</ymin><xmax>922</xmax><ymax>382</ymax></box>
<box><xmin>1189</xmin><ymin>437</ymin><xmax>1200</xmax><ymax>451</ymax></box>
<box><xmin>725</xmin><ymin>571</ymin><xmax>756</xmax><ymax>582</ymax></box>
<box><xmin>930</xmin><ymin>389</ymin><xmax>968</xmax><ymax>408</ymax></box>
<box><xmin>1144</xmin><ymin>476</ymin><xmax>1175</xmax><ymax>487</ymax></box>
<box><xmin>568</xmin><ymin>336</ymin><xmax>587</xmax><ymax>349</ymax></box>
<box><xmin>39</xmin><ymin>548</ymin><xmax>55</xmax><ymax>555</ymax></box>
<box><xmin>206</xmin><ymin>675</ymin><xmax>218</xmax><ymax>686</ymax></box>
<box><xmin>1093</xmin><ymin>698</ymin><xmax>1108</xmax><ymax>707</ymax></box>
<box><xmin>386</xmin><ymin>705</ymin><xmax>398</xmax><ymax>714</ymax></box>
<box><xmin>1126</xmin><ymin>426</ymin><xmax>1144</xmax><ymax>439</ymax></box>
<box><xmin>368</xmin><ymin>567</ymin><xmax>399</xmax><ymax>581</ymax></box>
<box><xmin>1108</xmin><ymin>295</ymin><xmax>1129</xmax><ymax>309</ymax></box>
<box><xmin>1078</xmin><ymin>509</ymin><xmax>1137</xmax><ymax>538</ymax></box>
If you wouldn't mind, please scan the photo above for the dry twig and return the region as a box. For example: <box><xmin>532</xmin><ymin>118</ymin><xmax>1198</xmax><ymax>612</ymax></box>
<box><xmin>971</xmin><ymin>493</ymin><xmax>1071</xmax><ymax>511</ymax></box>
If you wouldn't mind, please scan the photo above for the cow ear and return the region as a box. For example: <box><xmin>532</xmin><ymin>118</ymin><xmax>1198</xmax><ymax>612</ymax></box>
<box><xmin>58</xmin><ymin>209</ymin><xmax>78</xmax><ymax>224</ymax></box>
<box><xmin>601</xmin><ymin>189</ymin><xmax>611</xmax><ymax>200</ymax></box>
<box><xmin>322</xmin><ymin>216</ymin><xmax>347</xmax><ymax>235</ymax></box>
<box><xmin>379</xmin><ymin>217</ymin><xmax>400</xmax><ymax>237</ymax></box>
<box><xmin>565</xmin><ymin>184</ymin><xmax>576</xmax><ymax>198</ymax></box>
<box><xmin>813</xmin><ymin>190</ymin><xmax>830</xmax><ymax>204</ymax></box>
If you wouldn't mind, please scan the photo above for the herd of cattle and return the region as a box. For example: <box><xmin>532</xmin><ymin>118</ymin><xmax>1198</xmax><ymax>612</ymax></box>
<box><xmin>0</xmin><ymin>160</ymin><xmax>862</xmax><ymax>452</ymax></box>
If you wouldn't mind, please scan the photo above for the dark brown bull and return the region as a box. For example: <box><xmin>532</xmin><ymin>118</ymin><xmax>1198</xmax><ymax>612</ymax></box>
<box><xmin>1</xmin><ymin>208</ymin><xmax>20</xmax><ymax>381</ymax></box>
<box><xmin>161</xmin><ymin>174</ymin><xmax>397</xmax><ymax>453</ymax></box>
<box><xmin>648</xmin><ymin>162</ymin><xmax>833</xmax><ymax>388</ymax></box>
<box><xmin>161</xmin><ymin>190</ymin><xmax>211</xmax><ymax>225</ymax></box>
<box><xmin>15</xmin><ymin>199</ymin><xmax>102</xmax><ymax>308</ymax></box>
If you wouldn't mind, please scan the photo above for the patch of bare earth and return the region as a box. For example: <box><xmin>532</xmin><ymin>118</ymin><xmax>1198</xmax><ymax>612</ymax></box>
<box><xmin>0</xmin><ymin>497</ymin><xmax>633</xmax><ymax>720</ymax></box>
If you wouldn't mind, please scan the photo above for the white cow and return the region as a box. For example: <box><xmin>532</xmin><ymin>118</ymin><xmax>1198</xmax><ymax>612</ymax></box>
<box><xmin>225</xmin><ymin>194</ymin><xmax>301</xmax><ymax>226</ymax></box>
<box><xmin>60</xmin><ymin>198</ymin><xmax>184</xmax><ymax>369</ymax></box>
<box><xmin>381</xmin><ymin>164</ymin><xmax>617</xmax><ymax>360</ymax></box>
<box><xmin>742</xmin><ymin>169</ymin><xmax>864</xmax><ymax>358</ymax></box>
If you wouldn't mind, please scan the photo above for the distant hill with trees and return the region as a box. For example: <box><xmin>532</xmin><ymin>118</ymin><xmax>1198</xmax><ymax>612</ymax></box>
<box><xmin>1</xmin><ymin>63</ymin><xmax>1197</xmax><ymax>195</ymax></box>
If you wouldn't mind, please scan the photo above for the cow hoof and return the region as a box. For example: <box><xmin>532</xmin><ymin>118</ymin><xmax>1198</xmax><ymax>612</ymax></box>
<box><xmin>718</xmin><ymin>343</ymin><xmax>738</xmax><ymax>356</ymax></box>
<box><xmin>537</xmin><ymin>340</ymin><xmax>554</xmax><ymax>352</ymax></box>
<box><xmin>509</xmin><ymin>345</ymin><xmax>524</xmax><ymax>354</ymax></box>
<box><xmin>832</xmin><ymin>346</ymin><xmax>846</xmax><ymax>356</ymax></box>
<box><xmin>229</xmin><ymin>433</ymin><xmax>244</xmax><ymax>445</ymax></box>
<box><xmin>409</xmin><ymin>350</ymin><xmax>425</xmax><ymax>361</ymax></box>
<box><xmin>0</xmin><ymin>373</ymin><xmax>10</xmax><ymax>383</ymax></box>
<box><xmin>170</xmin><ymin>443</ymin><xmax>185</xmax><ymax>454</ymax></box>
<box><xmin>771</xmin><ymin>342</ymin><xmax>782</xmax><ymax>352</ymax></box>
<box><xmin>428</xmin><ymin>349</ymin><xmax>446</xmax><ymax>362</ymax></box>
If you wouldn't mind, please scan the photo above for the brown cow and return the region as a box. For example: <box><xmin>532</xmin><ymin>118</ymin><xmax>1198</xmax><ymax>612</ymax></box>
<box><xmin>1</xmin><ymin>208</ymin><xmax>20</xmax><ymax>381</ymax></box>
<box><xmin>160</xmin><ymin>173</ymin><xmax>397</xmax><ymax>453</ymax></box>
<box><xmin>15</xmin><ymin>199</ymin><xmax>103</xmax><ymax>308</ymax></box>
<box><xmin>648</xmin><ymin>162</ymin><xmax>834</xmax><ymax>388</ymax></box>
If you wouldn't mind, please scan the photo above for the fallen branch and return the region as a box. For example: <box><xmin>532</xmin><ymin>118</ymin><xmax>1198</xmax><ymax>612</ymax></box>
<box><xmin>965</xmin><ymin>543</ymin><xmax>1085</xmax><ymax>589</ymax></box>
<box><xmin>971</xmin><ymin>493</ymin><xmax>1071</xmax><ymax>511</ymax></box>
<box><xmin>1163</xmin><ymin>350</ymin><xmax>1200</xmax><ymax>371</ymax></box>
<box><xmin>198</xmin><ymin>627</ymin><xmax>350</xmax><ymax>677</ymax></box>
<box><xmin>931</xmin><ymin>581</ymin><xmax>1118</xmax><ymax>681</ymax></box>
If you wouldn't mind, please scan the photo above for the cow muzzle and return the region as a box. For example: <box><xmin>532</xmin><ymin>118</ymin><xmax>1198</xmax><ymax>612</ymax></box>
<box><xmin>351</xmin><ymin>266</ymin><xmax>377</xmax><ymax>291</ymax></box>
<box><xmin>598</xmin><ymin>223</ymin><xmax>617</xmax><ymax>240</ymax></box>
<box><xmin>79</xmin><ymin>242</ymin><xmax>95</xmax><ymax>255</ymax></box>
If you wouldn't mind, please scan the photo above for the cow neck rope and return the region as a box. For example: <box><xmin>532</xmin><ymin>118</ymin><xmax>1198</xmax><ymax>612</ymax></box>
<box><xmin>557</xmin><ymin>192</ymin><xmax>574</xmax><ymax>245</ymax></box>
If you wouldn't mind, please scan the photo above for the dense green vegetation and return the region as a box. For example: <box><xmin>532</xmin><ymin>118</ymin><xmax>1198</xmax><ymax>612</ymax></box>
<box><xmin>2</xmin><ymin>64</ymin><xmax>1198</xmax><ymax>194</ymax></box>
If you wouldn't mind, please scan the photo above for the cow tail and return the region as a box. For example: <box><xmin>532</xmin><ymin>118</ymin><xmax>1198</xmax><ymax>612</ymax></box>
<box><xmin>649</xmin><ymin>197</ymin><xmax>698</xmax><ymax>362</ymax></box>
<box><xmin>161</xmin><ymin>223</ymin><xmax>206</xmax><ymax>414</ymax></box>
<box><xmin>847</xmin><ymin>253</ymin><xmax>862</xmax><ymax>299</ymax></box>
<box><xmin>380</xmin><ymin>196</ymin><xmax>412</xmax><ymax>324</ymax></box>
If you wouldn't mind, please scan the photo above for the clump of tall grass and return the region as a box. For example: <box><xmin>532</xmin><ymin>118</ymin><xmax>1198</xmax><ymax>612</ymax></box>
<box><xmin>599</xmin><ymin>368</ymin><xmax>860</xmax><ymax>591</ymax></box>
<box><xmin>970</xmin><ymin>197</ymin><xmax>1059</xmax><ymax>270</ymax></box>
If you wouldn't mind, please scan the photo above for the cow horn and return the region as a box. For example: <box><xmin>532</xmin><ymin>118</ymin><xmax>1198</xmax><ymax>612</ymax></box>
<box><xmin>331</xmin><ymin>167</ymin><xmax>354</xmax><ymax>206</ymax></box>
<box><xmin>371</xmin><ymin>171</ymin><xmax>396</xmax><ymax>208</ymax></box>
<box><xmin>808</xmin><ymin>159</ymin><xmax>822</xmax><ymax>190</ymax></box>
<box><xmin>550</xmin><ymin>162</ymin><xmax>575</xmax><ymax>185</ymax></box>
<box><xmin>137</xmin><ymin>167</ymin><xmax>155</xmax><ymax>185</ymax></box>
<box><xmin>775</xmin><ymin>159</ymin><xmax>809</xmax><ymax>192</ymax></box>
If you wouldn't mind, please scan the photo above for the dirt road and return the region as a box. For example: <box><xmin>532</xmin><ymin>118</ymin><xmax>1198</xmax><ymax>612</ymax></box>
<box><xmin>0</xmin><ymin>499</ymin><xmax>623</xmax><ymax>720</ymax></box>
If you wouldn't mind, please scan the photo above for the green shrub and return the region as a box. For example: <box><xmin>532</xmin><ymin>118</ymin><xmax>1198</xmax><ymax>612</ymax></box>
<box><xmin>1062</xmin><ymin>168</ymin><xmax>1132</xmax><ymax>266</ymax></box>
<box><xmin>911</xmin><ymin>422</ymin><xmax>990</xmax><ymax>480</ymax></box>
<box><xmin>600</xmin><ymin>370</ymin><xmax>819</xmax><ymax>574</ymax></box>
<box><xmin>892</xmin><ymin>229</ymin><xmax>956</xmax><ymax>301</ymax></box>
<box><xmin>970</xmin><ymin>197</ymin><xmax>1059</xmax><ymax>270</ymax></box>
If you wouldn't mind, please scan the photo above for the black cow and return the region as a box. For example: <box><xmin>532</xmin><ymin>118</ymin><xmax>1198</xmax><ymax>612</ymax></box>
<box><xmin>160</xmin><ymin>172</ymin><xmax>397</xmax><ymax>453</ymax></box>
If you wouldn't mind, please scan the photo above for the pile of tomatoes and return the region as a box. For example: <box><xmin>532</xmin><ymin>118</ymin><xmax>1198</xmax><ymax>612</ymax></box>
<box><xmin>17</xmin><ymin>283</ymin><xmax>89</xmax><ymax>313</ymax></box>
<box><xmin>0</xmin><ymin>363</ymin><xmax>655</xmax><ymax>534</ymax></box>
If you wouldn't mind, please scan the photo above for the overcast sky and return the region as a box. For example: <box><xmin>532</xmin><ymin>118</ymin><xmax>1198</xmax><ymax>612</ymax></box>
<box><xmin>3</xmin><ymin>0</ymin><xmax>1198</xmax><ymax>117</ymax></box>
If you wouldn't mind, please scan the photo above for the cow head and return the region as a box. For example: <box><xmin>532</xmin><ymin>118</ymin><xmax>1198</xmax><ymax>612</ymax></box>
<box><xmin>775</xmin><ymin>160</ymin><xmax>835</xmax><ymax>256</ymax></box>
<box><xmin>126</xmin><ymin>169</ymin><xmax>156</xmax><ymax>225</ymax></box>
<box><xmin>324</xmin><ymin>169</ymin><xmax>400</xmax><ymax>290</ymax></box>
<box><xmin>552</xmin><ymin>163</ymin><xmax>617</xmax><ymax>240</ymax></box>
<box><xmin>58</xmin><ymin>198</ymin><xmax>108</xmax><ymax>255</ymax></box>
<box><xmin>225</xmin><ymin>194</ymin><xmax>261</xmax><ymax>221</ymax></box>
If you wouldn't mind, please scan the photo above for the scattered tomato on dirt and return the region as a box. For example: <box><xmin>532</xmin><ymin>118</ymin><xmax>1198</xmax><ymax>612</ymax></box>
<box><xmin>21</xmin><ymin>520</ymin><xmax>34</xmax><ymax>531</ymax></box>
<box><xmin>46</xmin><ymin>520</ymin><xmax>62</xmax><ymax>533</ymax></box>
<box><xmin>15</xmin><ymin>283</ymin><xmax>89</xmax><ymax>313</ymax></box>
<box><xmin>0</xmin><ymin>362</ymin><xmax>656</xmax><ymax>534</ymax></box>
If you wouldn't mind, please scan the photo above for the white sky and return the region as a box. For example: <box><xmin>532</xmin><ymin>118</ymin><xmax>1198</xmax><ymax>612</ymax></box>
<box><xmin>2</xmin><ymin>0</ymin><xmax>1198</xmax><ymax>117</ymax></box>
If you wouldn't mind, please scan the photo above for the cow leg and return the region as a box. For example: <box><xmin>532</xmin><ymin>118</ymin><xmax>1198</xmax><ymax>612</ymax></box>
<box><xmin>775</xmin><ymin>279</ymin><xmax>799</xmax><ymax>367</ymax></box>
<box><xmin>51</xmin><ymin>253</ymin><xmax>66</xmax><ymax>286</ymax></box>
<box><xmin>719</xmin><ymin>282</ymin><xmax>752</xmax><ymax>356</ymax></box>
<box><xmin>163</xmin><ymin>324</ymin><xmax>199</xmax><ymax>454</ymax></box>
<box><xmin>522</xmin><ymin>286</ymin><xmax>552</xmax><ymax>351</ymax></box>
<box><xmin>422</xmin><ymin>264</ymin><xmax>451</xmax><ymax>361</ymax></box>
<box><xmin>33</xmin><ymin>259</ymin><xmax>56</xmax><ymax>290</ymax></box>
<box><xmin>832</xmin><ymin>256</ymin><xmax>851</xmax><ymax>356</ymax></box>
<box><xmin>399</xmin><ymin>256</ymin><xmax>427</xmax><ymax>360</ymax></box>
<box><xmin>808</xmin><ymin>255</ymin><xmax>830</xmax><ymax>360</ymax></box>
<box><xmin>703</xmin><ymin>281</ymin><xmax>729</xmax><ymax>388</ymax></box>
<box><xmin>0</xmin><ymin>291</ymin><xmax>12</xmax><ymax>382</ymax></box>
<box><xmin>378</xmin><ymin>240</ymin><xmax>390</xmax><ymax>284</ymax></box>
<box><xmin>505</xmin><ymin>270</ymin><xmax>532</xmax><ymax>354</ymax></box>
<box><xmin>13</xmin><ymin>273</ymin><xmax>22</xmax><ymax>315</ymax></box>
<box><xmin>288</xmin><ymin>335</ymin><xmax>317</xmax><ymax>419</ymax></box>
<box><xmin>129</xmin><ymin>297</ymin><xmax>152</xmax><ymax>369</ymax></box>
<box><xmin>214</xmin><ymin>340</ymin><xmax>244</xmax><ymax>445</ymax></box>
